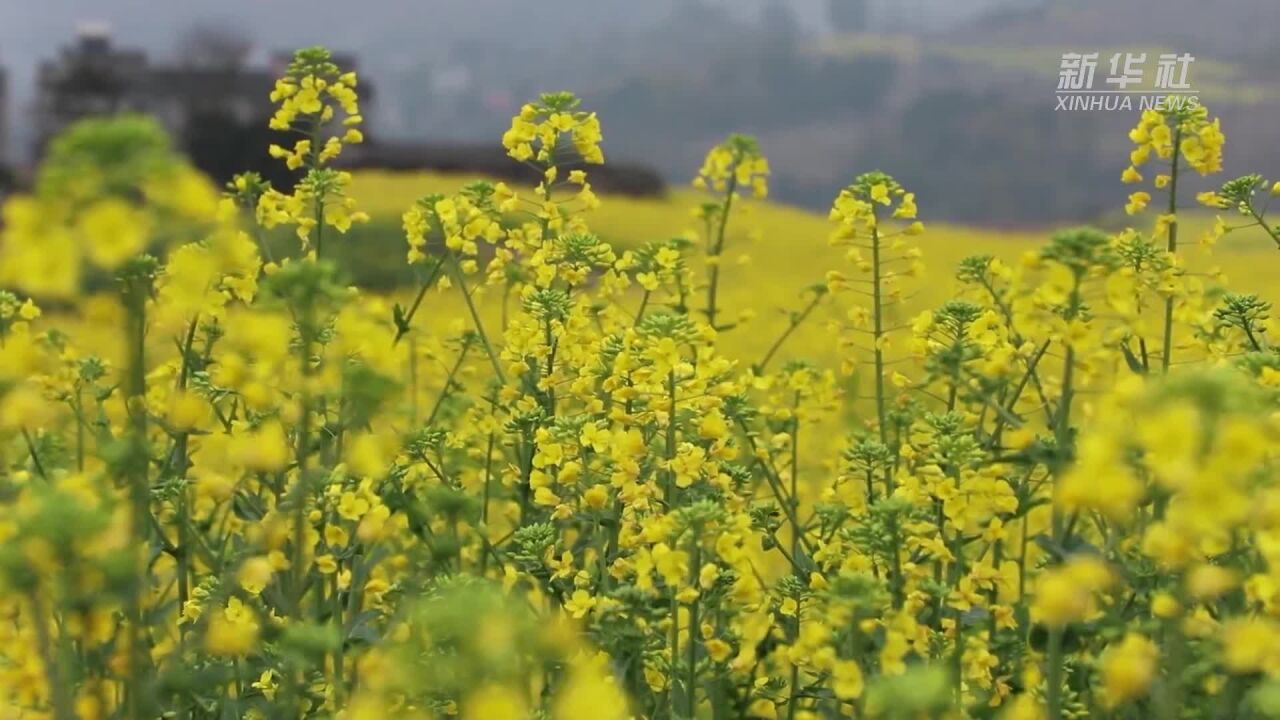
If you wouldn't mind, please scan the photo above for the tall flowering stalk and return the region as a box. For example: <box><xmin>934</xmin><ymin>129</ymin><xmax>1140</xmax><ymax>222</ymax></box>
<box><xmin>828</xmin><ymin>172</ymin><xmax>924</xmax><ymax>490</ymax></box>
<box><xmin>259</xmin><ymin>47</ymin><xmax>369</xmax><ymax>261</ymax></box>
<box><xmin>1122</xmin><ymin>103</ymin><xmax>1225</xmax><ymax>371</ymax></box>
<box><xmin>693</xmin><ymin>134</ymin><xmax>770</xmax><ymax>331</ymax></box>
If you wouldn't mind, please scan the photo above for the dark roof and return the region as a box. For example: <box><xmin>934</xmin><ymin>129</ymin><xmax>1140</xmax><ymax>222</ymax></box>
<box><xmin>139</xmin><ymin>67</ymin><xmax>274</xmax><ymax>101</ymax></box>
<box><xmin>342</xmin><ymin>141</ymin><xmax>665</xmax><ymax>197</ymax></box>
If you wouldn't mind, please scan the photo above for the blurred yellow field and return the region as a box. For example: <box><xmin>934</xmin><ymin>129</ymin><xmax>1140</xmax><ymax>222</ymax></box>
<box><xmin>348</xmin><ymin>168</ymin><xmax>1280</xmax><ymax>378</ymax></box>
<box><xmin>2</xmin><ymin>50</ymin><xmax>1279</xmax><ymax>720</ymax></box>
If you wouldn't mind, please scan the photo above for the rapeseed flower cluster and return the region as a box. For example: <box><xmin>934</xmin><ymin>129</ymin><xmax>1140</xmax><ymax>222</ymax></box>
<box><xmin>260</xmin><ymin>47</ymin><xmax>369</xmax><ymax>256</ymax></box>
<box><xmin>0</xmin><ymin>46</ymin><xmax>1278</xmax><ymax>720</ymax></box>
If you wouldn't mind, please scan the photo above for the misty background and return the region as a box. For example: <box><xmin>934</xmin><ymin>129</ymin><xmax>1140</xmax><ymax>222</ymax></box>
<box><xmin>3</xmin><ymin>0</ymin><xmax>1279</xmax><ymax>225</ymax></box>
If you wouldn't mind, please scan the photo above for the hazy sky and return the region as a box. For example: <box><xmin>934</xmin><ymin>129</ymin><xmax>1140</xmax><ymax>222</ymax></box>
<box><xmin>0</xmin><ymin>0</ymin><xmax>693</xmax><ymax>155</ymax></box>
<box><xmin>0</xmin><ymin>0</ymin><xmax>1030</xmax><ymax>160</ymax></box>
<box><xmin>0</xmin><ymin>0</ymin><xmax>1008</xmax><ymax>91</ymax></box>
<box><xmin>26</xmin><ymin>0</ymin><xmax>1270</xmax><ymax>165</ymax></box>
<box><xmin>5</xmin><ymin>0</ymin><xmax>1273</xmax><ymax>221</ymax></box>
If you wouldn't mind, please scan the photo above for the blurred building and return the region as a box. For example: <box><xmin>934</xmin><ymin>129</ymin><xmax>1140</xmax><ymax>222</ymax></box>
<box><xmin>33</xmin><ymin>24</ymin><xmax>265</xmax><ymax>154</ymax></box>
<box><xmin>30</xmin><ymin>25</ymin><xmax>376</xmax><ymax>187</ymax></box>
<box><xmin>0</xmin><ymin>59</ymin><xmax>8</xmax><ymax>165</ymax></box>
<box><xmin>0</xmin><ymin>57</ymin><xmax>11</xmax><ymax>194</ymax></box>
<box><xmin>28</xmin><ymin>26</ymin><xmax>662</xmax><ymax>197</ymax></box>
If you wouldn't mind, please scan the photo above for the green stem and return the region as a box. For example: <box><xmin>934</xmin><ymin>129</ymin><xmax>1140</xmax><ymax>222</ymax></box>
<box><xmin>756</xmin><ymin>291</ymin><xmax>823</xmax><ymax>374</ymax></box>
<box><xmin>664</xmin><ymin>370</ymin><xmax>679</xmax><ymax>719</ymax></box>
<box><xmin>787</xmin><ymin>597</ymin><xmax>802</xmax><ymax>720</ymax></box>
<box><xmin>173</xmin><ymin>316</ymin><xmax>199</xmax><ymax>654</ymax></box>
<box><xmin>1052</xmin><ymin>278</ymin><xmax>1081</xmax><ymax>542</ymax></box>
<box><xmin>790</xmin><ymin>396</ymin><xmax>800</xmax><ymax>565</ymax></box>
<box><xmin>394</xmin><ymin>257</ymin><xmax>448</xmax><ymax>344</ymax></box>
<box><xmin>1246</xmin><ymin>205</ymin><xmax>1280</xmax><ymax>249</ymax></box>
<box><xmin>425</xmin><ymin>336</ymin><xmax>474</xmax><ymax>427</ymax></box>
<box><xmin>987</xmin><ymin>340</ymin><xmax>1050</xmax><ymax>447</ymax></box>
<box><xmin>20</xmin><ymin>429</ymin><xmax>47</xmax><ymax>480</ymax></box>
<box><xmin>451</xmin><ymin>260</ymin><xmax>506</xmax><ymax>383</ymax></box>
<box><xmin>705</xmin><ymin>174</ymin><xmax>739</xmax><ymax>330</ymax></box>
<box><xmin>122</xmin><ymin>273</ymin><xmax>152</xmax><ymax>719</ymax></box>
<box><xmin>686</xmin><ymin>542</ymin><xmax>701</xmax><ymax>719</ymax></box>
<box><xmin>738</xmin><ymin>429</ymin><xmax>817</xmax><ymax>560</ymax></box>
<box><xmin>313</xmin><ymin>198</ymin><xmax>325</xmax><ymax>262</ymax></box>
<box><xmin>664</xmin><ymin>371</ymin><xmax>677</xmax><ymax>508</ymax></box>
<box><xmin>309</xmin><ymin>116</ymin><xmax>326</xmax><ymax>262</ymax></box>
<box><xmin>870</xmin><ymin>213</ymin><xmax>887</xmax><ymax>445</ymax></box>
<box><xmin>1160</xmin><ymin>127</ymin><xmax>1181</xmax><ymax>373</ymax></box>
<box><xmin>290</xmin><ymin>305</ymin><xmax>316</xmax><ymax>618</ymax></box>
<box><xmin>668</xmin><ymin>586</ymin><xmax>680</xmax><ymax>720</ymax></box>
<box><xmin>332</xmin><ymin>571</ymin><xmax>346</xmax><ymax>705</ymax></box>
<box><xmin>74</xmin><ymin>387</ymin><xmax>85</xmax><ymax>472</ymax></box>
<box><xmin>1158</xmin><ymin>612</ymin><xmax>1187</xmax><ymax>719</ymax></box>
<box><xmin>634</xmin><ymin>290</ymin><xmax>651</xmax><ymax>324</ymax></box>
<box><xmin>30</xmin><ymin>592</ymin><xmax>74</xmax><ymax>720</ymax></box>
<box><xmin>869</xmin><ymin>213</ymin><xmax>897</xmax><ymax>494</ymax></box>
<box><xmin>409</xmin><ymin>336</ymin><xmax>419</xmax><ymax>423</ymax></box>
<box><xmin>1046</xmin><ymin>627</ymin><xmax>1065</xmax><ymax>720</ymax></box>
<box><xmin>478</xmin><ymin>425</ymin><xmax>496</xmax><ymax>577</ymax></box>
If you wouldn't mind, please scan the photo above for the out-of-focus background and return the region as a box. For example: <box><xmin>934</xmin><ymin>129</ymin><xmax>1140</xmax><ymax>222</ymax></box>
<box><xmin>1</xmin><ymin>0</ymin><xmax>1278</xmax><ymax>225</ymax></box>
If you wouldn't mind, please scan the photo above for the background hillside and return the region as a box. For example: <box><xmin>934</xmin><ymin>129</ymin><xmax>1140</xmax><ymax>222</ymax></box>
<box><xmin>4</xmin><ymin>0</ymin><xmax>1278</xmax><ymax>224</ymax></box>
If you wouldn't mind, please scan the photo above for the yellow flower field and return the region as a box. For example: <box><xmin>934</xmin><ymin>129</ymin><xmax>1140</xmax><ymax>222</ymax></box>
<box><xmin>348</xmin><ymin>168</ymin><xmax>1280</xmax><ymax>369</ymax></box>
<box><xmin>0</xmin><ymin>46</ymin><xmax>1279</xmax><ymax>720</ymax></box>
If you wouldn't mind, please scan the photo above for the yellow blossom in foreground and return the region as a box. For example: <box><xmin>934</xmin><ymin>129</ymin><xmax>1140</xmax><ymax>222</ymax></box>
<box><xmin>1031</xmin><ymin>556</ymin><xmax>1113</xmax><ymax>627</ymax></box>
<box><xmin>1101</xmin><ymin>634</ymin><xmax>1158</xmax><ymax>707</ymax></box>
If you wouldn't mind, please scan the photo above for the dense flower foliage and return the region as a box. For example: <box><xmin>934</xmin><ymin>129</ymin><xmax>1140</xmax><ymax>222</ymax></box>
<box><xmin>0</xmin><ymin>47</ymin><xmax>1278</xmax><ymax>720</ymax></box>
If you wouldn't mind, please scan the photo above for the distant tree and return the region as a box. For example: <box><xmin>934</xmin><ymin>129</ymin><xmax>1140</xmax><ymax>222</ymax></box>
<box><xmin>828</xmin><ymin>0</ymin><xmax>869</xmax><ymax>33</ymax></box>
